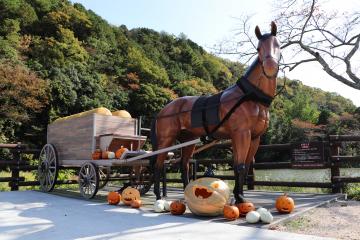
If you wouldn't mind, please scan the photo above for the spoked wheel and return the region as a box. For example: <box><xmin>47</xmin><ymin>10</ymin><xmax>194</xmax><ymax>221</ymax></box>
<box><xmin>79</xmin><ymin>162</ymin><xmax>99</xmax><ymax>199</ymax></box>
<box><xmin>129</xmin><ymin>166</ymin><xmax>153</xmax><ymax>195</ymax></box>
<box><xmin>98</xmin><ymin>166</ymin><xmax>111</xmax><ymax>189</ymax></box>
<box><xmin>38</xmin><ymin>144</ymin><xmax>58</xmax><ymax>192</ymax></box>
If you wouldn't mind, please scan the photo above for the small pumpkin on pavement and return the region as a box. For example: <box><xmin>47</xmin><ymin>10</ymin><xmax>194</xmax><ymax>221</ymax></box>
<box><xmin>122</xmin><ymin>187</ymin><xmax>140</xmax><ymax>206</ymax></box>
<box><xmin>170</xmin><ymin>200</ymin><xmax>186</xmax><ymax>215</ymax></box>
<box><xmin>275</xmin><ymin>193</ymin><xmax>295</xmax><ymax>213</ymax></box>
<box><xmin>107</xmin><ymin>191</ymin><xmax>121</xmax><ymax>205</ymax></box>
<box><xmin>131</xmin><ymin>199</ymin><xmax>142</xmax><ymax>208</ymax></box>
<box><xmin>236</xmin><ymin>202</ymin><xmax>255</xmax><ymax>216</ymax></box>
<box><xmin>223</xmin><ymin>204</ymin><xmax>240</xmax><ymax>221</ymax></box>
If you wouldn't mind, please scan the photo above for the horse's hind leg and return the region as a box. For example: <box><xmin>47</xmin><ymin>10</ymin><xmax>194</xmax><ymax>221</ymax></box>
<box><xmin>180</xmin><ymin>144</ymin><xmax>195</xmax><ymax>189</ymax></box>
<box><xmin>231</xmin><ymin>130</ymin><xmax>251</xmax><ymax>204</ymax></box>
<box><xmin>154</xmin><ymin>137</ymin><xmax>175</xmax><ymax>200</ymax></box>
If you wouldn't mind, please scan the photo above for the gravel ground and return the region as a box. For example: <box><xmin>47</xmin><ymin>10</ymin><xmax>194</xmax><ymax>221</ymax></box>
<box><xmin>270</xmin><ymin>200</ymin><xmax>360</xmax><ymax>240</ymax></box>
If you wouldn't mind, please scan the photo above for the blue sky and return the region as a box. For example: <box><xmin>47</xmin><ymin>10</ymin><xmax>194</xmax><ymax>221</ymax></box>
<box><xmin>73</xmin><ymin>0</ymin><xmax>360</xmax><ymax>106</ymax></box>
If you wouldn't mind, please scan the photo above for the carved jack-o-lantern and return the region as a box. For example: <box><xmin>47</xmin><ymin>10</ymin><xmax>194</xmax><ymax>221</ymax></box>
<box><xmin>122</xmin><ymin>187</ymin><xmax>140</xmax><ymax>205</ymax></box>
<box><xmin>236</xmin><ymin>202</ymin><xmax>255</xmax><ymax>216</ymax></box>
<box><xmin>170</xmin><ymin>201</ymin><xmax>186</xmax><ymax>215</ymax></box>
<box><xmin>107</xmin><ymin>191</ymin><xmax>121</xmax><ymax>205</ymax></box>
<box><xmin>223</xmin><ymin>205</ymin><xmax>239</xmax><ymax>221</ymax></box>
<box><xmin>184</xmin><ymin>177</ymin><xmax>230</xmax><ymax>216</ymax></box>
<box><xmin>275</xmin><ymin>193</ymin><xmax>295</xmax><ymax>213</ymax></box>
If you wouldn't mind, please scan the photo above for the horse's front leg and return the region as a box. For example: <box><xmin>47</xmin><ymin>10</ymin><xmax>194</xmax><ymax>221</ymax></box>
<box><xmin>153</xmin><ymin>154</ymin><xmax>165</xmax><ymax>200</ymax></box>
<box><xmin>180</xmin><ymin>144</ymin><xmax>195</xmax><ymax>189</ymax></box>
<box><xmin>153</xmin><ymin>137</ymin><xmax>174</xmax><ymax>200</ymax></box>
<box><xmin>231</xmin><ymin>130</ymin><xmax>251</xmax><ymax>204</ymax></box>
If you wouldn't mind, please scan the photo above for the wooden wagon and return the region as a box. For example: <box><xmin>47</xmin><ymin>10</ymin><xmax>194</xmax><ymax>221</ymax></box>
<box><xmin>38</xmin><ymin>110</ymin><xmax>201</xmax><ymax>199</ymax></box>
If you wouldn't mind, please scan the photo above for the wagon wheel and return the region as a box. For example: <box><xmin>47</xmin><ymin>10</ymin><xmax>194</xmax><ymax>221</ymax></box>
<box><xmin>129</xmin><ymin>166</ymin><xmax>153</xmax><ymax>195</ymax></box>
<box><xmin>98</xmin><ymin>166</ymin><xmax>111</xmax><ymax>189</ymax></box>
<box><xmin>38</xmin><ymin>144</ymin><xmax>58</xmax><ymax>192</ymax></box>
<box><xmin>79</xmin><ymin>162</ymin><xmax>99</xmax><ymax>199</ymax></box>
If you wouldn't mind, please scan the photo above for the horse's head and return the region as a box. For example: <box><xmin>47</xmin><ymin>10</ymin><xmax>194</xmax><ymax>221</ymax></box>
<box><xmin>255</xmin><ymin>21</ymin><xmax>281</xmax><ymax>78</ymax></box>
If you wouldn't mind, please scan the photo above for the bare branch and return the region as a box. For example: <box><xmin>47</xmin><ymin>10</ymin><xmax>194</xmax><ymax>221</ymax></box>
<box><xmin>217</xmin><ymin>0</ymin><xmax>360</xmax><ymax>90</ymax></box>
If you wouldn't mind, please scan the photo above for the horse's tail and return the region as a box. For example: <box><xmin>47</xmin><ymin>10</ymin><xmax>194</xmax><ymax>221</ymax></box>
<box><xmin>150</xmin><ymin>116</ymin><xmax>158</xmax><ymax>171</ymax></box>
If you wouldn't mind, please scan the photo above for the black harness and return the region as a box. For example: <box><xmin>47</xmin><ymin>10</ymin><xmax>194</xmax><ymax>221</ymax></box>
<box><xmin>200</xmin><ymin>60</ymin><xmax>275</xmax><ymax>143</ymax></box>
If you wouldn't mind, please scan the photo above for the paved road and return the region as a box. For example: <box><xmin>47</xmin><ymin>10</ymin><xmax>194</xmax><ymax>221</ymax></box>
<box><xmin>0</xmin><ymin>191</ymin><xmax>333</xmax><ymax>240</ymax></box>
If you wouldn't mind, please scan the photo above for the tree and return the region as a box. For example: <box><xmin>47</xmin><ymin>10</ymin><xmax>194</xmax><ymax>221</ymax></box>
<box><xmin>0</xmin><ymin>62</ymin><xmax>48</xmax><ymax>121</ymax></box>
<box><xmin>213</xmin><ymin>0</ymin><xmax>360</xmax><ymax>89</ymax></box>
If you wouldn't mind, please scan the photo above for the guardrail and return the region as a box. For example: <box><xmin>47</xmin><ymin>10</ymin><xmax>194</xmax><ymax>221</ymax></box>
<box><xmin>1</xmin><ymin>134</ymin><xmax>359</xmax><ymax>193</ymax></box>
<box><xmin>189</xmin><ymin>135</ymin><xmax>360</xmax><ymax>193</ymax></box>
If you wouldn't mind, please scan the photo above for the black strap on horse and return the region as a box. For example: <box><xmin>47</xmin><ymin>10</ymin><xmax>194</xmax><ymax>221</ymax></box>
<box><xmin>200</xmin><ymin>76</ymin><xmax>274</xmax><ymax>143</ymax></box>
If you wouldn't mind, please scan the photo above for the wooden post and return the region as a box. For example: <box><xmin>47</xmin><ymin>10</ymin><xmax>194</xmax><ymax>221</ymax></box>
<box><xmin>247</xmin><ymin>161</ymin><xmax>255</xmax><ymax>190</ymax></box>
<box><xmin>330</xmin><ymin>140</ymin><xmax>341</xmax><ymax>193</ymax></box>
<box><xmin>10</xmin><ymin>144</ymin><xmax>22</xmax><ymax>191</ymax></box>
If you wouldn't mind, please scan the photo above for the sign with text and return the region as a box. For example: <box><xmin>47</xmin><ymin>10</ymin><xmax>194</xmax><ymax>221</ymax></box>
<box><xmin>291</xmin><ymin>142</ymin><xmax>325</xmax><ymax>168</ymax></box>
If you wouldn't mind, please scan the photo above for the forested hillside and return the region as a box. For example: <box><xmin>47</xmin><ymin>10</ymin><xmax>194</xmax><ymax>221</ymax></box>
<box><xmin>0</xmin><ymin>0</ymin><xmax>358</xmax><ymax>148</ymax></box>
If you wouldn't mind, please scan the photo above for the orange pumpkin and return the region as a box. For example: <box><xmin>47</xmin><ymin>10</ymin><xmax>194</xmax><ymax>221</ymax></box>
<box><xmin>236</xmin><ymin>202</ymin><xmax>255</xmax><ymax>216</ymax></box>
<box><xmin>107</xmin><ymin>191</ymin><xmax>121</xmax><ymax>205</ymax></box>
<box><xmin>275</xmin><ymin>193</ymin><xmax>295</xmax><ymax>213</ymax></box>
<box><xmin>223</xmin><ymin>205</ymin><xmax>239</xmax><ymax>221</ymax></box>
<box><xmin>170</xmin><ymin>201</ymin><xmax>186</xmax><ymax>215</ymax></box>
<box><xmin>131</xmin><ymin>199</ymin><xmax>142</xmax><ymax>208</ymax></box>
<box><xmin>102</xmin><ymin>150</ymin><xmax>109</xmax><ymax>159</ymax></box>
<box><xmin>115</xmin><ymin>146</ymin><xmax>128</xmax><ymax>159</ymax></box>
<box><xmin>92</xmin><ymin>150</ymin><xmax>101</xmax><ymax>160</ymax></box>
<box><xmin>122</xmin><ymin>187</ymin><xmax>140</xmax><ymax>205</ymax></box>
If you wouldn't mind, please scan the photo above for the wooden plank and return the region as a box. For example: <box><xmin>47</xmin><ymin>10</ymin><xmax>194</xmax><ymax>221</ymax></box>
<box><xmin>0</xmin><ymin>144</ymin><xmax>26</xmax><ymax>149</ymax></box>
<box><xmin>60</xmin><ymin>159</ymin><xmax>149</xmax><ymax>167</ymax></box>
<box><xmin>95</xmin><ymin>115</ymin><xmax>136</xmax><ymax>136</ymax></box>
<box><xmin>329</xmin><ymin>135</ymin><xmax>360</xmax><ymax>141</ymax></box>
<box><xmin>253</xmin><ymin>181</ymin><xmax>332</xmax><ymax>188</ymax></box>
<box><xmin>331</xmin><ymin>155</ymin><xmax>360</xmax><ymax>162</ymax></box>
<box><xmin>333</xmin><ymin>176</ymin><xmax>360</xmax><ymax>183</ymax></box>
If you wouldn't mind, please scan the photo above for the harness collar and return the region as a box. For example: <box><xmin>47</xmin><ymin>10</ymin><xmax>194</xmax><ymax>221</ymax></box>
<box><xmin>236</xmin><ymin>76</ymin><xmax>274</xmax><ymax>107</ymax></box>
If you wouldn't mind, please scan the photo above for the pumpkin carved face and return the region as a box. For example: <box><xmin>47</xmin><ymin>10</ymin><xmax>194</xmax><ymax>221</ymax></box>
<box><xmin>236</xmin><ymin>202</ymin><xmax>255</xmax><ymax>216</ymax></box>
<box><xmin>275</xmin><ymin>194</ymin><xmax>295</xmax><ymax>213</ymax></box>
<box><xmin>122</xmin><ymin>187</ymin><xmax>140</xmax><ymax>205</ymax></box>
<box><xmin>107</xmin><ymin>191</ymin><xmax>121</xmax><ymax>205</ymax></box>
<box><xmin>184</xmin><ymin>177</ymin><xmax>230</xmax><ymax>216</ymax></box>
<box><xmin>223</xmin><ymin>205</ymin><xmax>239</xmax><ymax>221</ymax></box>
<box><xmin>170</xmin><ymin>201</ymin><xmax>186</xmax><ymax>215</ymax></box>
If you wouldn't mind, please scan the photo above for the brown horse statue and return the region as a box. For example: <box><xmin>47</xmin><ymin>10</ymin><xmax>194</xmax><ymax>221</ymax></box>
<box><xmin>150</xmin><ymin>22</ymin><xmax>281</xmax><ymax>203</ymax></box>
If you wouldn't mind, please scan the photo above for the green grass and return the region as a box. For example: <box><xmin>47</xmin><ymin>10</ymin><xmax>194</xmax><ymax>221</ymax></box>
<box><xmin>345</xmin><ymin>183</ymin><xmax>360</xmax><ymax>200</ymax></box>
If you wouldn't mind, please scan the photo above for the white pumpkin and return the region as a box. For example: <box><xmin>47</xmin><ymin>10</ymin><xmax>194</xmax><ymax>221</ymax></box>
<box><xmin>246</xmin><ymin>211</ymin><xmax>260</xmax><ymax>223</ymax></box>
<box><xmin>260</xmin><ymin>210</ymin><xmax>273</xmax><ymax>224</ymax></box>
<box><xmin>256</xmin><ymin>207</ymin><xmax>268</xmax><ymax>215</ymax></box>
<box><xmin>164</xmin><ymin>201</ymin><xmax>172</xmax><ymax>211</ymax></box>
<box><xmin>154</xmin><ymin>200</ymin><xmax>166</xmax><ymax>212</ymax></box>
<box><xmin>107</xmin><ymin>151</ymin><xmax>115</xmax><ymax>159</ymax></box>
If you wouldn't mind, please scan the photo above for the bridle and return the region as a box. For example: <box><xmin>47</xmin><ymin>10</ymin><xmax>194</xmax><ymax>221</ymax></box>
<box><xmin>257</xmin><ymin>35</ymin><xmax>281</xmax><ymax>79</ymax></box>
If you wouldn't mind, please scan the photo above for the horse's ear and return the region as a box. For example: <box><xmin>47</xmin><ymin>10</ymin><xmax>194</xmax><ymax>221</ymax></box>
<box><xmin>255</xmin><ymin>26</ymin><xmax>262</xmax><ymax>40</ymax></box>
<box><xmin>271</xmin><ymin>21</ymin><xmax>277</xmax><ymax>36</ymax></box>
